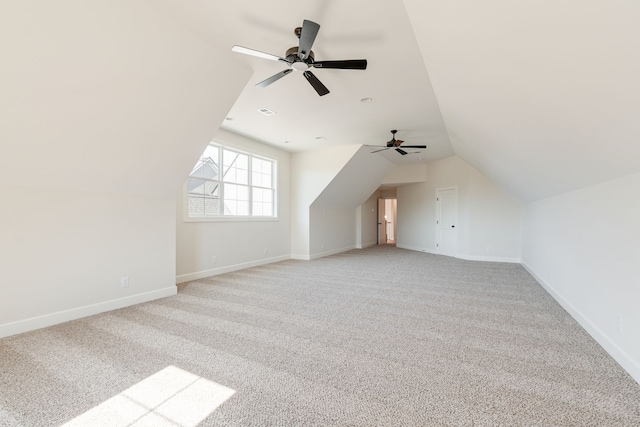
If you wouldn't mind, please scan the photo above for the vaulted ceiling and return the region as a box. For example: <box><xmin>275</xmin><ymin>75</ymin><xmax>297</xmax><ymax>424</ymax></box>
<box><xmin>6</xmin><ymin>0</ymin><xmax>639</xmax><ymax>203</ymax></box>
<box><xmin>403</xmin><ymin>0</ymin><xmax>640</xmax><ymax>201</ymax></box>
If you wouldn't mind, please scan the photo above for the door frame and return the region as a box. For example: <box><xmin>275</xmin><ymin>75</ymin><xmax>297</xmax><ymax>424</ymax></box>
<box><xmin>435</xmin><ymin>186</ymin><xmax>458</xmax><ymax>256</ymax></box>
<box><xmin>377</xmin><ymin>198</ymin><xmax>385</xmax><ymax>244</ymax></box>
<box><xmin>377</xmin><ymin>197</ymin><xmax>397</xmax><ymax>245</ymax></box>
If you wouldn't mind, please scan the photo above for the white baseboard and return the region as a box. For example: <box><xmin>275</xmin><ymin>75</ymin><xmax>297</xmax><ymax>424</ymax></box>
<box><xmin>457</xmin><ymin>254</ymin><xmax>522</xmax><ymax>263</ymax></box>
<box><xmin>357</xmin><ymin>241</ymin><xmax>377</xmax><ymax>249</ymax></box>
<box><xmin>522</xmin><ymin>262</ymin><xmax>640</xmax><ymax>385</ymax></box>
<box><xmin>398</xmin><ymin>245</ymin><xmax>521</xmax><ymax>263</ymax></box>
<box><xmin>176</xmin><ymin>254</ymin><xmax>290</xmax><ymax>283</ymax></box>
<box><xmin>0</xmin><ymin>286</ymin><xmax>177</xmax><ymax>339</ymax></box>
<box><xmin>290</xmin><ymin>254</ymin><xmax>310</xmax><ymax>261</ymax></box>
<box><xmin>397</xmin><ymin>244</ymin><xmax>438</xmax><ymax>255</ymax></box>
<box><xmin>309</xmin><ymin>245</ymin><xmax>356</xmax><ymax>260</ymax></box>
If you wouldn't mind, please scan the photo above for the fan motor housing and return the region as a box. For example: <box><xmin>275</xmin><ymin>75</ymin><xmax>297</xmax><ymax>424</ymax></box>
<box><xmin>286</xmin><ymin>46</ymin><xmax>314</xmax><ymax>62</ymax></box>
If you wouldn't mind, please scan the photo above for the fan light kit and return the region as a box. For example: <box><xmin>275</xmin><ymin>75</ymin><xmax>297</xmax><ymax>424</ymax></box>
<box><xmin>232</xmin><ymin>19</ymin><xmax>367</xmax><ymax>96</ymax></box>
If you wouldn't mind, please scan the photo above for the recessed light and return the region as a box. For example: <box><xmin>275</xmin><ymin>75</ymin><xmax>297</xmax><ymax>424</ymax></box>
<box><xmin>315</xmin><ymin>136</ymin><xmax>326</xmax><ymax>140</ymax></box>
<box><xmin>284</xmin><ymin>140</ymin><xmax>292</xmax><ymax>144</ymax></box>
<box><xmin>225</xmin><ymin>117</ymin><xmax>233</xmax><ymax>121</ymax></box>
<box><xmin>360</xmin><ymin>97</ymin><xmax>373</xmax><ymax>103</ymax></box>
<box><xmin>257</xmin><ymin>107</ymin><xmax>276</xmax><ymax>116</ymax></box>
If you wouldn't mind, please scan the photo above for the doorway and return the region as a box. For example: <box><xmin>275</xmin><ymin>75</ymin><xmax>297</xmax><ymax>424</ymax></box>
<box><xmin>377</xmin><ymin>198</ymin><xmax>397</xmax><ymax>245</ymax></box>
<box><xmin>435</xmin><ymin>187</ymin><xmax>457</xmax><ymax>256</ymax></box>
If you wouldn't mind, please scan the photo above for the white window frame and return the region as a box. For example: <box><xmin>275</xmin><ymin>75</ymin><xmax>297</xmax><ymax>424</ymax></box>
<box><xmin>184</xmin><ymin>143</ymin><xmax>278</xmax><ymax>222</ymax></box>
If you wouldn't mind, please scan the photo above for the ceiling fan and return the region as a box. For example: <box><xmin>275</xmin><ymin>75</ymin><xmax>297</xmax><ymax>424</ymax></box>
<box><xmin>370</xmin><ymin>130</ymin><xmax>427</xmax><ymax>155</ymax></box>
<box><xmin>231</xmin><ymin>19</ymin><xmax>367</xmax><ymax>96</ymax></box>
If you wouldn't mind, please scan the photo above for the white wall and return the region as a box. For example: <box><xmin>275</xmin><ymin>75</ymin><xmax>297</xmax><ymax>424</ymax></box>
<box><xmin>357</xmin><ymin>191</ymin><xmax>380</xmax><ymax>249</ymax></box>
<box><xmin>309</xmin><ymin>207</ymin><xmax>357</xmax><ymax>259</ymax></box>
<box><xmin>175</xmin><ymin>130</ymin><xmax>291</xmax><ymax>282</ymax></box>
<box><xmin>396</xmin><ymin>156</ymin><xmax>522</xmax><ymax>262</ymax></box>
<box><xmin>291</xmin><ymin>145</ymin><xmax>394</xmax><ymax>259</ymax></box>
<box><xmin>383</xmin><ymin>163</ymin><xmax>426</xmax><ymax>186</ymax></box>
<box><xmin>290</xmin><ymin>145</ymin><xmax>360</xmax><ymax>258</ymax></box>
<box><xmin>0</xmin><ymin>187</ymin><xmax>176</xmax><ymax>336</ymax></box>
<box><xmin>467</xmin><ymin>167</ymin><xmax>523</xmax><ymax>259</ymax></box>
<box><xmin>308</xmin><ymin>147</ymin><xmax>395</xmax><ymax>259</ymax></box>
<box><xmin>522</xmin><ymin>171</ymin><xmax>640</xmax><ymax>383</ymax></box>
<box><xmin>0</xmin><ymin>0</ymin><xmax>251</xmax><ymax>337</ymax></box>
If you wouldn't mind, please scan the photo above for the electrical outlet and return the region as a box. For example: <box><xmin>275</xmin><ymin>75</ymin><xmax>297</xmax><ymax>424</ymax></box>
<box><xmin>617</xmin><ymin>315</ymin><xmax>623</xmax><ymax>333</ymax></box>
<box><xmin>120</xmin><ymin>276</ymin><xmax>129</xmax><ymax>288</ymax></box>
<box><xmin>264</xmin><ymin>248</ymin><xmax>268</xmax><ymax>255</ymax></box>
<box><xmin>212</xmin><ymin>256</ymin><xmax>216</xmax><ymax>264</ymax></box>
<box><xmin>486</xmin><ymin>246</ymin><xmax>491</xmax><ymax>253</ymax></box>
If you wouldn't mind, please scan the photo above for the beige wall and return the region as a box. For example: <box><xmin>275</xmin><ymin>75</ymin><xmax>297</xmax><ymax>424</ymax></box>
<box><xmin>0</xmin><ymin>0</ymin><xmax>251</xmax><ymax>337</ymax></box>
<box><xmin>396</xmin><ymin>156</ymin><xmax>522</xmax><ymax>262</ymax></box>
<box><xmin>522</xmin><ymin>171</ymin><xmax>640</xmax><ymax>383</ymax></box>
<box><xmin>0</xmin><ymin>187</ymin><xmax>176</xmax><ymax>335</ymax></box>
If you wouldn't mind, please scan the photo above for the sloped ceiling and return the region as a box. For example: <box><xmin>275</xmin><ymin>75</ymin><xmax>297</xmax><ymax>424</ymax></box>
<box><xmin>312</xmin><ymin>146</ymin><xmax>395</xmax><ymax>209</ymax></box>
<box><xmin>0</xmin><ymin>0</ymin><xmax>251</xmax><ymax>197</ymax></box>
<box><xmin>403</xmin><ymin>0</ymin><xmax>640</xmax><ymax>202</ymax></box>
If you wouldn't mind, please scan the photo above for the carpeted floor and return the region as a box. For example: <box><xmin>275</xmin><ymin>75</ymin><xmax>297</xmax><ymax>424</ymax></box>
<box><xmin>1</xmin><ymin>246</ymin><xmax>639</xmax><ymax>426</ymax></box>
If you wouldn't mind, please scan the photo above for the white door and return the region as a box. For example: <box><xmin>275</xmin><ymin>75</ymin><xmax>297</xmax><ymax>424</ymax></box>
<box><xmin>436</xmin><ymin>188</ymin><xmax>457</xmax><ymax>257</ymax></box>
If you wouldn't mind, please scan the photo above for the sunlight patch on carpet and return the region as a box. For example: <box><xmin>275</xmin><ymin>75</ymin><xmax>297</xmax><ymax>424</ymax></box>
<box><xmin>62</xmin><ymin>366</ymin><xmax>235</xmax><ymax>427</ymax></box>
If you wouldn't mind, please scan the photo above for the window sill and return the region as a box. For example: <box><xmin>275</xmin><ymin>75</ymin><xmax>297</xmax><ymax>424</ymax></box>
<box><xmin>183</xmin><ymin>216</ymin><xmax>279</xmax><ymax>223</ymax></box>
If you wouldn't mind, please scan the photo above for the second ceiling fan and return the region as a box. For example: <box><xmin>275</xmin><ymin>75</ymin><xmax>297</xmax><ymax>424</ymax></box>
<box><xmin>232</xmin><ymin>19</ymin><xmax>367</xmax><ymax>96</ymax></box>
<box><xmin>371</xmin><ymin>130</ymin><xmax>427</xmax><ymax>155</ymax></box>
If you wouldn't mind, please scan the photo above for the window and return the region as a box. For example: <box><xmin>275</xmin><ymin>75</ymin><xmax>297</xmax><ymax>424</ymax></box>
<box><xmin>187</xmin><ymin>143</ymin><xmax>276</xmax><ymax>219</ymax></box>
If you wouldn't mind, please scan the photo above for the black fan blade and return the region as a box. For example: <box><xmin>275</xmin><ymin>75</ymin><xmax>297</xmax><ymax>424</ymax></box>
<box><xmin>256</xmin><ymin>69</ymin><xmax>293</xmax><ymax>88</ymax></box>
<box><xmin>399</xmin><ymin>145</ymin><xmax>427</xmax><ymax>149</ymax></box>
<box><xmin>298</xmin><ymin>20</ymin><xmax>320</xmax><ymax>59</ymax></box>
<box><xmin>396</xmin><ymin>148</ymin><xmax>408</xmax><ymax>155</ymax></box>
<box><xmin>313</xmin><ymin>59</ymin><xmax>367</xmax><ymax>70</ymax></box>
<box><xmin>370</xmin><ymin>148</ymin><xmax>390</xmax><ymax>153</ymax></box>
<box><xmin>232</xmin><ymin>45</ymin><xmax>289</xmax><ymax>64</ymax></box>
<box><xmin>303</xmin><ymin>71</ymin><xmax>330</xmax><ymax>96</ymax></box>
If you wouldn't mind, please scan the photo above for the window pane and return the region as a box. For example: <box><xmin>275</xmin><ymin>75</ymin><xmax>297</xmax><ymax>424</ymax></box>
<box><xmin>252</xmin><ymin>157</ymin><xmax>272</xmax><ymax>189</ymax></box>
<box><xmin>223</xmin><ymin>149</ymin><xmax>248</xmax><ymax>184</ymax></box>
<box><xmin>188</xmin><ymin>183</ymin><xmax>220</xmax><ymax>216</ymax></box>
<box><xmin>190</xmin><ymin>146</ymin><xmax>219</xmax><ymax>179</ymax></box>
<box><xmin>252</xmin><ymin>188</ymin><xmax>273</xmax><ymax>216</ymax></box>
<box><xmin>223</xmin><ymin>183</ymin><xmax>249</xmax><ymax>215</ymax></box>
<box><xmin>187</xmin><ymin>178</ymin><xmax>219</xmax><ymax>197</ymax></box>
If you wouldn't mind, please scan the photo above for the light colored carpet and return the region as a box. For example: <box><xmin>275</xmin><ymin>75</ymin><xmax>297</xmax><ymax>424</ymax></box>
<box><xmin>1</xmin><ymin>246</ymin><xmax>639</xmax><ymax>426</ymax></box>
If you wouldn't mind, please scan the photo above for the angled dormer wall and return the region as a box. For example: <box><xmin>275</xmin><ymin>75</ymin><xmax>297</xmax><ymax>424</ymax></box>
<box><xmin>291</xmin><ymin>145</ymin><xmax>394</xmax><ymax>259</ymax></box>
<box><xmin>0</xmin><ymin>0</ymin><xmax>251</xmax><ymax>337</ymax></box>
